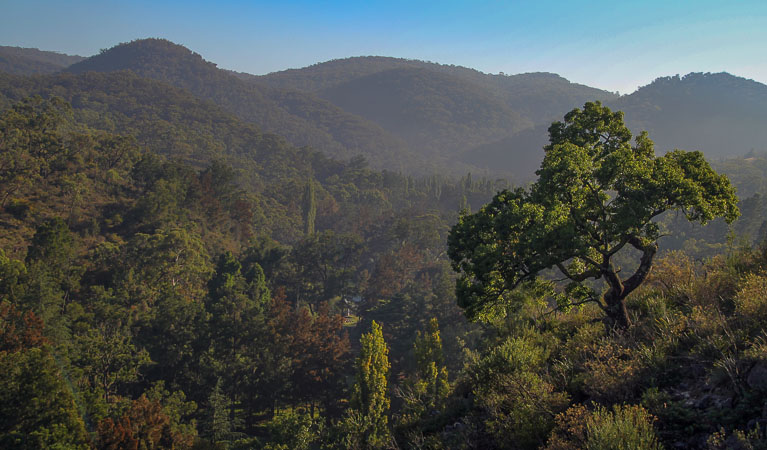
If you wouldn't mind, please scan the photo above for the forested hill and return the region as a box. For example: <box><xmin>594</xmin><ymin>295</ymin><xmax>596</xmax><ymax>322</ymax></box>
<box><xmin>255</xmin><ymin>55</ymin><xmax>616</xmax><ymax>126</ymax></box>
<box><xmin>0</xmin><ymin>46</ymin><xmax>84</xmax><ymax>75</ymax></box>
<box><xmin>65</xmin><ymin>39</ymin><xmax>422</xmax><ymax>172</ymax></box>
<box><xmin>460</xmin><ymin>72</ymin><xmax>767</xmax><ymax>180</ymax></box>
<box><xmin>319</xmin><ymin>67</ymin><xmax>532</xmax><ymax>156</ymax></box>
<box><xmin>4</xmin><ymin>39</ymin><xmax>767</xmax><ymax>181</ymax></box>
<box><xmin>613</xmin><ymin>72</ymin><xmax>767</xmax><ymax>160</ymax></box>
<box><xmin>255</xmin><ymin>56</ymin><xmax>616</xmax><ymax>170</ymax></box>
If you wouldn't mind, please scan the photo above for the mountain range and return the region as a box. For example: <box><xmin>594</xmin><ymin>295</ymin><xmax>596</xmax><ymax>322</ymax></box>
<box><xmin>1</xmin><ymin>39</ymin><xmax>766</xmax><ymax>181</ymax></box>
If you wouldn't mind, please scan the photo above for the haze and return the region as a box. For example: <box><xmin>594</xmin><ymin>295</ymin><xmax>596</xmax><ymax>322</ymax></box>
<box><xmin>2</xmin><ymin>0</ymin><xmax>765</xmax><ymax>95</ymax></box>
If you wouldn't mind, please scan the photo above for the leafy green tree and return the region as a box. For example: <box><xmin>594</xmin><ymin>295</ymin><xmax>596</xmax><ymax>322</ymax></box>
<box><xmin>412</xmin><ymin>318</ymin><xmax>449</xmax><ymax>410</ymax></box>
<box><xmin>290</xmin><ymin>230</ymin><xmax>363</xmax><ymax>311</ymax></box>
<box><xmin>136</xmin><ymin>290</ymin><xmax>208</xmax><ymax>398</ymax></box>
<box><xmin>395</xmin><ymin>318</ymin><xmax>450</xmax><ymax>444</ymax></box>
<box><xmin>72</xmin><ymin>321</ymin><xmax>151</xmax><ymax>408</ymax></box>
<box><xmin>347</xmin><ymin>320</ymin><xmax>391</xmax><ymax>448</ymax></box>
<box><xmin>0</xmin><ymin>250</ymin><xmax>27</xmax><ymax>304</ymax></box>
<box><xmin>0</xmin><ymin>347</ymin><xmax>90</xmax><ymax>449</ymax></box>
<box><xmin>448</xmin><ymin>102</ymin><xmax>739</xmax><ymax>327</ymax></box>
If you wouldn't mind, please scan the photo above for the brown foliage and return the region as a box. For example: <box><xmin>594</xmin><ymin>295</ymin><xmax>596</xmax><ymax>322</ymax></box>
<box><xmin>96</xmin><ymin>395</ymin><xmax>194</xmax><ymax>450</ymax></box>
<box><xmin>0</xmin><ymin>302</ymin><xmax>48</xmax><ymax>353</ymax></box>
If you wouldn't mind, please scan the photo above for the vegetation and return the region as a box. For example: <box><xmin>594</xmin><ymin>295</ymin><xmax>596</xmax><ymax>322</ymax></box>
<box><xmin>448</xmin><ymin>102</ymin><xmax>739</xmax><ymax>327</ymax></box>
<box><xmin>1</xmin><ymin>40</ymin><xmax>767</xmax><ymax>449</ymax></box>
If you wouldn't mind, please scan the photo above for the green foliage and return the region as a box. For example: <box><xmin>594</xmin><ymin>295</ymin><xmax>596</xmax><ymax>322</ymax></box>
<box><xmin>349</xmin><ymin>321</ymin><xmax>391</xmax><ymax>448</ymax></box>
<box><xmin>546</xmin><ymin>404</ymin><xmax>662</xmax><ymax>450</ymax></box>
<box><xmin>0</xmin><ymin>347</ymin><xmax>90</xmax><ymax>449</ymax></box>
<box><xmin>202</xmin><ymin>378</ymin><xmax>234</xmax><ymax>445</ymax></box>
<box><xmin>469</xmin><ymin>335</ymin><xmax>569</xmax><ymax>449</ymax></box>
<box><xmin>586</xmin><ymin>405</ymin><xmax>663</xmax><ymax>450</ymax></box>
<box><xmin>302</xmin><ymin>178</ymin><xmax>316</xmax><ymax>236</ymax></box>
<box><xmin>262</xmin><ymin>411</ymin><xmax>322</xmax><ymax>450</ymax></box>
<box><xmin>412</xmin><ymin>318</ymin><xmax>450</xmax><ymax>410</ymax></box>
<box><xmin>448</xmin><ymin>101</ymin><xmax>739</xmax><ymax>327</ymax></box>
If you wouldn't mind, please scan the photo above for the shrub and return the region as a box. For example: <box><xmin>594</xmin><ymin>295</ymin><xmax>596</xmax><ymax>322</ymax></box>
<box><xmin>587</xmin><ymin>405</ymin><xmax>663</xmax><ymax>450</ymax></box>
<box><xmin>545</xmin><ymin>404</ymin><xmax>662</xmax><ymax>450</ymax></box>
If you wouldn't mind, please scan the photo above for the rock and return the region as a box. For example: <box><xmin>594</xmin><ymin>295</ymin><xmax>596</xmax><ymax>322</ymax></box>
<box><xmin>695</xmin><ymin>394</ymin><xmax>714</xmax><ymax>409</ymax></box>
<box><xmin>747</xmin><ymin>361</ymin><xmax>767</xmax><ymax>390</ymax></box>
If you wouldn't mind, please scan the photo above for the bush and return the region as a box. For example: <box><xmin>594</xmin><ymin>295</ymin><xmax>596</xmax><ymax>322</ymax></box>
<box><xmin>545</xmin><ymin>404</ymin><xmax>662</xmax><ymax>450</ymax></box>
<box><xmin>587</xmin><ymin>404</ymin><xmax>663</xmax><ymax>450</ymax></box>
<box><xmin>470</xmin><ymin>336</ymin><xmax>569</xmax><ymax>449</ymax></box>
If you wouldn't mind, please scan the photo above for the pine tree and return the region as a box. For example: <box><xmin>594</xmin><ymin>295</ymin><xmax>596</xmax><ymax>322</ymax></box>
<box><xmin>205</xmin><ymin>377</ymin><xmax>233</xmax><ymax>444</ymax></box>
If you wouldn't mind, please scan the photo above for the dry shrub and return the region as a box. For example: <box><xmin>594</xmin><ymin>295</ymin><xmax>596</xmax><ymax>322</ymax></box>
<box><xmin>646</xmin><ymin>251</ymin><xmax>696</xmax><ymax>299</ymax></box>
<box><xmin>580</xmin><ymin>340</ymin><xmax>646</xmax><ymax>403</ymax></box>
<box><xmin>545</xmin><ymin>404</ymin><xmax>662</xmax><ymax>450</ymax></box>
<box><xmin>734</xmin><ymin>274</ymin><xmax>767</xmax><ymax>334</ymax></box>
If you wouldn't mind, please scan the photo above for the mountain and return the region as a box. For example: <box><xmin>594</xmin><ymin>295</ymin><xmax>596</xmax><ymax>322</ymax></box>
<box><xmin>65</xmin><ymin>39</ymin><xmax>420</xmax><ymax>172</ymax></box>
<box><xmin>0</xmin><ymin>46</ymin><xmax>84</xmax><ymax>75</ymax></box>
<box><xmin>459</xmin><ymin>73</ymin><xmax>767</xmax><ymax>181</ymax></box>
<box><xmin>5</xmin><ymin>40</ymin><xmax>766</xmax><ymax>181</ymax></box>
<box><xmin>320</xmin><ymin>67</ymin><xmax>532</xmax><ymax>156</ymax></box>
<box><xmin>612</xmin><ymin>72</ymin><xmax>767</xmax><ymax>160</ymax></box>
<box><xmin>256</xmin><ymin>56</ymin><xmax>617</xmax><ymax>125</ymax></box>
<box><xmin>253</xmin><ymin>56</ymin><xmax>617</xmax><ymax>179</ymax></box>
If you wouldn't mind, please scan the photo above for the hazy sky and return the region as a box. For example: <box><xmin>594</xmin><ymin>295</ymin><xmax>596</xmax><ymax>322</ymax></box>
<box><xmin>2</xmin><ymin>0</ymin><xmax>765</xmax><ymax>94</ymax></box>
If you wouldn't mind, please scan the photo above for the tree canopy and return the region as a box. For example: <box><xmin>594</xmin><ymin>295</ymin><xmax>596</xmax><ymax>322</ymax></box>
<box><xmin>448</xmin><ymin>101</ymin><xmax>739</xmax><ymax>327</ymax></box>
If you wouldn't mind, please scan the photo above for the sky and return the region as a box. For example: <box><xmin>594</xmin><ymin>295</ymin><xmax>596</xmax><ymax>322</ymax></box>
<box><xmin>1</xmin><ymin>0</ymin><xmax>765</xmax><ymax>94</ymax></box>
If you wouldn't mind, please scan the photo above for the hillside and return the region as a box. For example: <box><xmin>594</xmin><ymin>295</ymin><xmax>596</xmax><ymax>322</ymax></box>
<box><xmin>257</xmin><ymin>56</ymin><xmax>616</xmax><ymax>124</ymax></box>
<box><xmin>613</xmin><ymin>72</ymin><xmax>767</xmax><ymax>159</ymax></box>
<box><xmin>3</xmin><ymin>91</ymin><xmax>767</xmax><ymax>448</ymax></box>
<box><xmin>5</xmin><ymin>41</ymin><xmax>767</xmax><ymax>185</ymax></box>
<box><xmin>0</xmin><ymin>46</ymin><xmax>84</xmax><ymax>75</ymax></box>
<box><xmin>65</xmin><ymin>39</ymin><xmax>422</xmax><ymax>172</ymax></box>
<box><xmin>460</xmin><ymin>73</ymin><xmax>767</xmax><ymax>181</ymax></box>
<box><xmin>320</xmin><ymin>67</ymin><xmax>532</xmax><ymax>155</ymax></box>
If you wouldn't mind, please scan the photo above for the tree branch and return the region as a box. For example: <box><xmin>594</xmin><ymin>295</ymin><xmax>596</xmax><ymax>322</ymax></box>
<box><xmin>622</xmin><ymin>236</ymin><xmax>658</xmax><ymax>295</ymax></box>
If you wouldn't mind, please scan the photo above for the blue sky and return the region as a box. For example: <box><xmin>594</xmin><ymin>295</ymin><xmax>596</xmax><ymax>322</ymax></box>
<box><xmin>1</xmin><ymin>0</ymin><xmax>765</xmax><ymax>94</ymax></box>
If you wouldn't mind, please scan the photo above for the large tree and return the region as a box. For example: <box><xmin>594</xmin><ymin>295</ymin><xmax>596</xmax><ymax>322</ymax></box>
<box><xmin>448</xmin><ymin>102</ymin><xmax>739</xmax><ymax>327</ymax></box>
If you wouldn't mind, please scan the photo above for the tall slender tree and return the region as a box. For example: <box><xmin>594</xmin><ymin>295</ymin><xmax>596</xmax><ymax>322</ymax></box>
<box><xmin>349</xmin><ymin>320</ymin><xmax>390</xmax><ymax>448</ymax></box>
<box><xmin>302</xmin><ymin>178</ymin><xmax>316</xmax><ymax>237</ymax></box>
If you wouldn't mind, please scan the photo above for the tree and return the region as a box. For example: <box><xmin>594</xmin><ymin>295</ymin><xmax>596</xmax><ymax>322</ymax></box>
<box><xmin>302</xmin><ymin>178</ymin><xmax>316</xmax><ymax>237</ymax></box>
<box><xmin>412</xmin><ymin>318</ymin><xmax>449</xmax><ymax>410</ymax></box>
<box><xmin>205</xmin><ymin>251</ymin><xmax>269</xmax><ymax>430</ymax></box>
<box><xmin>347</xmin><ymin>320</ymin><xmax>391</xmax><ymax>448</ymax></box>
<box><xmin>290</xmin><ymin>230</ymin><xmax>363</xmax><ymax>311</ymax></box>
<box><xmin>0</xmin><ymin>348</ymin><xmax>90</xmax><ymax>449</ymax></box>
<box><xmin>448</xmin><ymin>102</ymin><xmax>739</xmax><ymax>327</ymax></box>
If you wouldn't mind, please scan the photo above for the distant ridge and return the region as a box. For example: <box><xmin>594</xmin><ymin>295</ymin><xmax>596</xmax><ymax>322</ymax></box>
<box><xmin>2</xmin><ymin>39</ymin><xmax>766</xmax><ymax>180</ymax></box>
<box><xmin>66</xmin><ymin>39</ymin><xmax>421</xmax><ymax>172</ymax></box>
<box><xmin>255</xmin><ymin>55</ymin><xmax>617</xmax><ymax>125</ymax></box>
<box><xmin>0</xmin><ymin>46</ymin><xmax>85</xmax><ymax>75</ymax></box>
<box><xmin>459</xmin><ymin>72</ymin><xmax>767</xmax><ymax>181</ymax></box>
<box><xmin>613</xmin><ymin>72</ymin><xmax>767</xmax><ymax>159</ymax></box>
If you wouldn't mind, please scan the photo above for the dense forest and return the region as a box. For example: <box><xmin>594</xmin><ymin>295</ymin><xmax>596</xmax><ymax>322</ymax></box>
<box><xmin>2</xmin><ymin>40</ymin><xmax>767</xmax><ymax>449</ymax></box>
